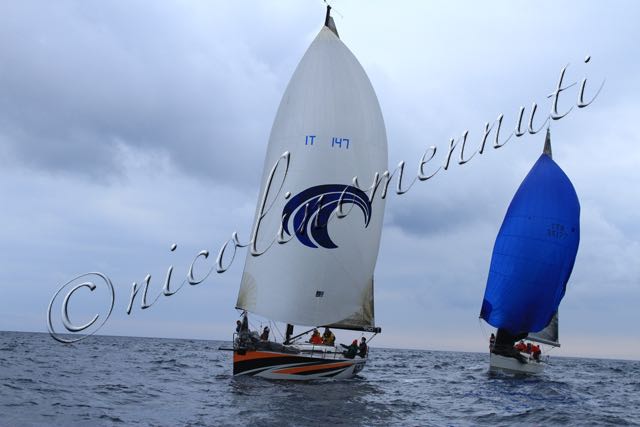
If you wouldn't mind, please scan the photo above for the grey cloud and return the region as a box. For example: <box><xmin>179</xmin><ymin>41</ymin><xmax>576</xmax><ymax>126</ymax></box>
<box><xmin>0</xmin><ymin>1</ymin><xmax>318</xmax><ymax>186</ymax></box>
<box><xmin>385</xmin><ymin>187</ymin><xmax>495</xmax><ymax>238</ymax></box>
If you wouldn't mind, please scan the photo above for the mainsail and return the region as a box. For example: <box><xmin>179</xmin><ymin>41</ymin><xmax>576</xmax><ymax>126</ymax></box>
<box><xmin>236</xmin><ymin>10</ymin><xmax>388</xmax><ymax>330</ymax></box>
<box><xmin>527</xmin><ymin>311</ymin><xmax>559</xmax><ymax>347</ymax></box>
<box><xmin>480</xmin><ymin>129</ymin><xmax>580</xmax><ymax>337</ymax></box>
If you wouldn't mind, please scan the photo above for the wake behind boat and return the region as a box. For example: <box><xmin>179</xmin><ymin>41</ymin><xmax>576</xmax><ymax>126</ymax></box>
<box><xmin>481</xmin><ymin>129</ymin><xmax>580</xmax><ymax>374</ymax></box>
<box><xmin>226</xmin><ymin>6</ymin><xmax>388</xmax><ymax>380</ymax></box>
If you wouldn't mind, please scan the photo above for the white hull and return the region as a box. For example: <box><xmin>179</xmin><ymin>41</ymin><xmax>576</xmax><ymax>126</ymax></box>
<box><xmin>489</xmin><ymin>352</ymin><xmax>544</xmax><ymax>374</ymax></box>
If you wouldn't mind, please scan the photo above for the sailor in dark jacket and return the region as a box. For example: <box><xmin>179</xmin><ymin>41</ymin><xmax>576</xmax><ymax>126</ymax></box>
<box><xmin>341</xmin><ymin>340</ymin><xmax>358</xmax><ymax>359</ymax></box>
<box><xmin>358</xmin><ymin>337</ymin><xmax>368</xmax><ymax>358</ymax></box>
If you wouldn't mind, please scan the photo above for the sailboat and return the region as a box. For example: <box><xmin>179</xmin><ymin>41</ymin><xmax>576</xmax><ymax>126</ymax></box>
<box><xmin>480</xmin><ymin>129</ymin><xmax>580</xmax><ymax>374</ymax></box>
<box><xmin>229</xmin><ymin>6</ymin><xmax>388</xmax><ymax>380</ymax></box>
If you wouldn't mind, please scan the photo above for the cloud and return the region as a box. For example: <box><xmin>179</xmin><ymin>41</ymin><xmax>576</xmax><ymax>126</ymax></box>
<box><xmin>0</xmin><ymin>1</ymin><xmax>318</xmax><ymax>186</ymax></box>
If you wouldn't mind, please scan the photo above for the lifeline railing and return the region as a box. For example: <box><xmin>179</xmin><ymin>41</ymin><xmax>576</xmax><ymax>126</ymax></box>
<box><xmin>229</xmin><ymin>332</ymin><xmax>370</xmax><ymax>361</ymax></box>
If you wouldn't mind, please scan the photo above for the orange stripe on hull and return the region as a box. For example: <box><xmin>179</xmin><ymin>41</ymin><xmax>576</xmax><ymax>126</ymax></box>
<box><xmin>272</xmin><ymin>361</ymin><xmax>353</xmax><ymax>375</ymax></box>
<box><xmin>233</xmin><ymin>350</ymin><xmax>303</xmax><ymax>363</ymax></box>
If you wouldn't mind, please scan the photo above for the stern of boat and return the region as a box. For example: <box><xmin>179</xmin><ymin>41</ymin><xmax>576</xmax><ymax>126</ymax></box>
<box><xmin>489</xmin><ymin>352</ymin><xmax>544</xmax><ymax>374</ymax></box>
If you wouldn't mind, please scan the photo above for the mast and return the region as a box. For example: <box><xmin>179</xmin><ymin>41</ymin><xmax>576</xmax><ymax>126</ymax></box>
<box><xmin>324</xmin><ymin>5</ymin><xmax>339</xmax><ymax>37</ymax></box>
<box><xmin>284</xmin><ymin>324</ymin><xmax>294</xmax><ymax>344</ymax></box>
<box><xmin>543</xmin><ymin>127</ymin><xmax>552</xmax><ymax>158</ymax></box>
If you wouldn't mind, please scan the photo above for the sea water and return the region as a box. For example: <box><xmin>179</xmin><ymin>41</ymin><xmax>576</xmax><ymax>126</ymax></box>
<box><xmin>1</xmin><ymin>331</ymin><xmax>638</xmax><ymax>426</ymax></box>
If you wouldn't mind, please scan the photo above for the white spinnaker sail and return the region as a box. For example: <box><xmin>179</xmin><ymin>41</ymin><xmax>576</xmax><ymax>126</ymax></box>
<box><xmin>236</xmin><ymin>26</ymin><xmax>388</xmax><ymax>329</ymax></box>
<box><xmin>527</xmin><ymin>312</ymin><xmax>560</xmax><ymax>347</ymax></box>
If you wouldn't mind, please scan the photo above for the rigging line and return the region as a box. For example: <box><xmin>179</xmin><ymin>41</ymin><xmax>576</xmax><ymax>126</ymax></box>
<box><xmin>478</xmin><ymin>317</ymin><xmax>489</xmax><ymax>340</ymax></box>
<box><xmin>365</xmin><ymin>332</ymin><xmax>379</xmax><ymax>345</ymax></box>
<box><xmin>271</xmin><ymin>320</ymin><xmax>284</xmax><ymax>342</ymax></box>
<box><xmin>288</xmin><ymin>327</ymin><xmax>315</xmax><ymax>344</ymax></box>
<box><xmin>245</xmin><ymin>314</ymin><xmax>261</xmax><ymax>334</ymax></box>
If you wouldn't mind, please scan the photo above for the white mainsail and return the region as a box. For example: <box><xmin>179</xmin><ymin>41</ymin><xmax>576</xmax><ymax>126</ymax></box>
<box><xmin>527</xmin><ymin>312</ymin><xmax>560</xmax><ymax>347</ymax></box>
<box><xmin>236</xmin><ymin>20</ymin><xmax>388</xmax><ymax>330</ymax></box>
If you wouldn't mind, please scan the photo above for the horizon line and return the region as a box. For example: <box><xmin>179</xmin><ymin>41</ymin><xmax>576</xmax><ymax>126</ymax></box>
<box><xmin>2</xmin><ymin>329</ymin><xmax>638</xmax><ymax>363</ymax></box>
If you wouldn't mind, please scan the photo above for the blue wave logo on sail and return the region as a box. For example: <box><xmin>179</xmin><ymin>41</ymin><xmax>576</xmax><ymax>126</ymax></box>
<box><xmin>282</xmin><ymin>184</ymin><xmax>372</xmax><ymax>249</ymax></box>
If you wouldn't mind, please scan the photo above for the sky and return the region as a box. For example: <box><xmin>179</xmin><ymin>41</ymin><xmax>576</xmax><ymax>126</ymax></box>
<box><xmin>1</xmin><ymin>1</ymin><xmax>638</xmax><ymax>360</ymax></box>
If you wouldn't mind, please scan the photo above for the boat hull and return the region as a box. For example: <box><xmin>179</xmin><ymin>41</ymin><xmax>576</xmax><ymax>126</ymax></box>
<box><xmin>489</xmin><ymin>352</ymin><xmax>544</xmax><ymax>374</ymax></box>
<box><xmin>233</xmin><ymin>349</ymin><xmax>365</xmax><ymax>380</ymax></box>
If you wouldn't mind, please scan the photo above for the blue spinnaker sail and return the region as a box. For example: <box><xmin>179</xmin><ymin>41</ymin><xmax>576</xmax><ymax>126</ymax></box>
<box><xmin>480</xmin><ymin>152</ymin><xmax>580</xmax><ymax>335</ymax></box>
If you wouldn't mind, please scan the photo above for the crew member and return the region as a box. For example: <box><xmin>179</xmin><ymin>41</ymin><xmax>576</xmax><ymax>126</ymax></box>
<box><xmin>241</xmin><ymin>313</ymin><xmax>249</xmax><ymax>333</ymax></box>
<box><xmin>532</xmin><ymin>344</ymin><xmax>541</xmax><ymax>361</ymax></box>
<box><xmin>309</xmin><ymin>329</ymin><xmax>323</xmax><ymax>345</ymax></box>
<box><xmin>238</xmin><ymin>313</ymin><xmax>253</xmax><ymax>346</ymax></box>
<box><xmin>260</xmin><ymin>326</ymin><xmax>270</xmax><ymax>341</ymax></box>
<box><xmin>358</xmin><ymin>337</ymin><xmax>368</xmax><ymax>358</ymax></box>
<box><xmin>322</xmin><ymin>328</ymin><xmax>335</xmax><ymax>346</ymax></box>
<box><xmin>341</xmin><ymin>340</ymin><xmax>358</xmax><ymax>359</ymax></box>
